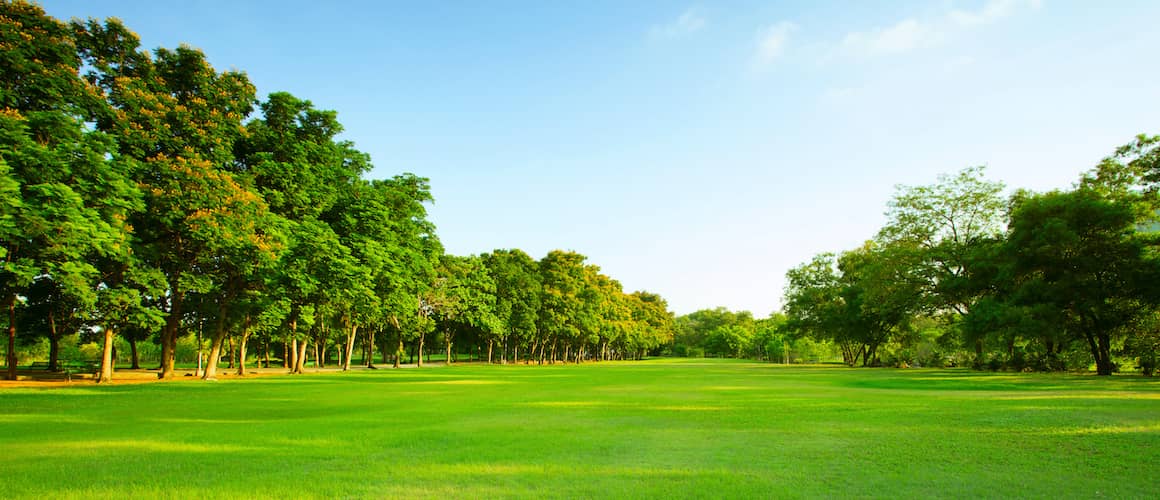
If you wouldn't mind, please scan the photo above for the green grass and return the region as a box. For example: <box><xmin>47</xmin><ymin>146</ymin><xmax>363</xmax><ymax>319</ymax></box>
<box><xmin>1</xmin><ymin>359</ymin><xmax>1158</xmax><ymax>498</ymax></box>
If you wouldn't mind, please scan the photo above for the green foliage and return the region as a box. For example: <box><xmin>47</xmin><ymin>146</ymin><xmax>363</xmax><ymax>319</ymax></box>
<box><xmin>783</xmin><ymin>243</ymin><xmax>920</xmax><ymax>367</ymax></box>
<box><xmin>674</xmin><ymin>307</ymin><xmax>755</xmax><ymax>357</ymax></box>
<box><xmin>0</xmin><ymin>2</ymin><xmax>143</xmax><ymax>378</ymax></box>
<box><xmin>1005</xmin><ymin>189</ymin><xmax>1160</xmax><ymax>375</ymax></box>
<box><xmin>0</xmin><ymin>3</ymin><xmax>678</xmax><ymax>377</ymax></box>
<box><xmin>537</xmin><ymin>250</ymin><xmax>590</xmax><ymax>351</ymax></box>
<box><xmin>482</xmin><ymin>248</ymin><xmax>541</xmax><ymax>357</ymax></box>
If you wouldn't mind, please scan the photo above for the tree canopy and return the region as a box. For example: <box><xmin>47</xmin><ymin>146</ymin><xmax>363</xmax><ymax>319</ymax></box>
<box><xmin>0</xmin><ymin>3</ymin><xmax>677</xmax><ymax>380</ymax></box>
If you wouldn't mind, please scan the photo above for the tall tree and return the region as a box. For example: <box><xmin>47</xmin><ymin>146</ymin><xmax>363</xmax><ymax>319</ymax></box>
<box><xmin>878</xmin><ymin>166</ymin><xmax>1007</xmax><ymax>358</ymax></box>
<box><xmin>73</xmin><ymin>18</ymin><xmax>270</xmax><ymax>379</ymax></box>
<box><xmin>586</xmin><ymin>269</ymin><xmax>631</xmax><ymax>362</ymax></box>
<box><xmin>232</xmin><ymin>91</ymin><xmax>369</xmax><ymax>375</ymax></box>
<box><xmin>431</xmin><ymin>255</ymin><xmax>499</xmax><ymax>365</ymax></box>
<box><xmin>537</xmin><ymin>250</ymin><xmax>589</xmax><ymax>364</ymax></box>
<box><xmin>1006</xmin><ymin>189</ymin><xmax>1160</xmax><ymax>375</ymax></box>
<box><xmin>481</xmin><ymin>249</ymin><xmax>540</xmax><ymax>363</ymax></box>
<box><xmin>1</xmin><ymin>3</ymin><xmax>136</xmax><ymax>379</ymax></box>
<box><xmin>783</xmin><ymin>243</ymin><xmax>920</xmax><ymax>367</ymax></box>
<box><xmin>625</xmin><ymin>291</ymin><xmax>674</xmax><ymax>359</ymax></box>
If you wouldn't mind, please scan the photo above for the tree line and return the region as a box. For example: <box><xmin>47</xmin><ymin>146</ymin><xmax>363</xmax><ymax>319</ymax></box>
<box><xmin>0</xmin><ymin>2</ymin><xmax>674</xmax><ymax>382</ymax></box>
<box><xmin>672</xmin><ymin>153</ymin><xmax>1160</xmax><ymax>376</ymax></box>
<box><xmin>779</xmin><ymin>153</ymin><xmax>1160</xmax><ymax>375</ymax></box>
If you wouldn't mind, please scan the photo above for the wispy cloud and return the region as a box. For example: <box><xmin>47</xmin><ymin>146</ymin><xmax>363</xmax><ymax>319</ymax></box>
<box><xmin>837</xmin><ymin>0</ymin><xmax>1041</xmax><ymax>59</ymax></box>
<box><xmin>841</xmin><ymin>18</ymin><xmax>931</xmax><ymax>56</ymax></box>
<box><xmin>753</xmin><ymin>21</ymin><xmax>798</xmax><ymax>67</ymax></box>
<box><xmin>950</xmin><ymin>0</ymin><xmax>1041</xmax><ymax>27</ymax></box>
<box><xmin>650</xmin><ymin>7</ymin><xmax>705</xmax><ymax>40</ymax></box>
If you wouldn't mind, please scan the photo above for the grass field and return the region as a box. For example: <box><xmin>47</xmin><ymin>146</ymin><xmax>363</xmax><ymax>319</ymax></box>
<box><xmin>1</xmin><ymin>359</ymin><xmax>1158</xmax><ymax>498</ymax></box>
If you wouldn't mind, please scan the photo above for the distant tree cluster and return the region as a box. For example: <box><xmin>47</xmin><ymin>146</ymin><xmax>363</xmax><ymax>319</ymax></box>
<box><xmin>674</xmin><ymin>148</ymin><xmax>1160</xmax><ymax>376</ymax></box>
<box><xmin>0</xmin><ymin>2</ymin><xmax>674</xmax><ymax>381</ymax></box>
<box><xmin>782</xmin><ymin>150</ymin><xmax>1160</xmax><ymax>375</ymax></box>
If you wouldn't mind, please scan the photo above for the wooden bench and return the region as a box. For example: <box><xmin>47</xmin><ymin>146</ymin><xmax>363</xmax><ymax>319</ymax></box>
<box><xmin>61</xmin><ymin>360</ymin><xmax>101</xmax><ymax>381</ymax></box>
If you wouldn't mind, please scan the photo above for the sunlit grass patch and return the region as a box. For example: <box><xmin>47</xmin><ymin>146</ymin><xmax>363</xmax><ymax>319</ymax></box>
<box><xmin>1</xmin><ymin>359</ymin><xmax>1157</xmax><ymax>498</ymax></box>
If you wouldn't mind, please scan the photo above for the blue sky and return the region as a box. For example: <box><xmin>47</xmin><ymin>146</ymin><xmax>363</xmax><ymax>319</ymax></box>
<box><xmin>40</xmin><ymin>1</ymin><xmax>1160</xmax><ymax>315</ymax></box>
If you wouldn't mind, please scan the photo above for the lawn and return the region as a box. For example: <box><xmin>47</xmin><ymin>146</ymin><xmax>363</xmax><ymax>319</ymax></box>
<box><xmin>1</xmin><ymin>359</ymin><xmax>1157</xmax><ymax>498</ymax></box>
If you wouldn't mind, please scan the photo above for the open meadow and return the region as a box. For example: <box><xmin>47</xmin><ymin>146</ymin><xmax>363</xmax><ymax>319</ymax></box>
<box><xmin>1</xmin><ymin>359</ymin><xmax>1158</xmax><ymax>498</ymax></box>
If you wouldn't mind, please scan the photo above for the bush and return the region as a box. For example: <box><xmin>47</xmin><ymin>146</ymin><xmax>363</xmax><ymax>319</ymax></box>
<box><xmin>985</xmin><ymin>357</ymin><xmax>1003</xmax><ymax>372</ymax></box>
<box><xmin>1007</xmin><ymin>348</ymin><xmax>1028</xmax><ymax>372</ymax></box>
<box><xmin>883</xmin><ymin>348</ymin><xmax>914</xmax><ymax>368</ymax></box>
<box><xmin>1139</xmin><ymin>356</ymin><xmax>1156</xmax><ymax>376</ymax></box>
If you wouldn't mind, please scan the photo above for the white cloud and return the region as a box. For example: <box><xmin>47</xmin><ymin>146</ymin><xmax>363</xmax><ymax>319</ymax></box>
<box><xmin>650</xmin><ymin>7</ymin><xmax>705</xmax><ymax>39</ymax></box>
<box><xmin>950</xmin><ymin>0</ymin><xmax>1040</xmax><ymax>26</ymax></box>
<box><xmin>838</xmin><ymin>0</ymin><xmax>1042</xmax><ymax>59</ymax></box>
<box><xmin>841</xmin><ymin>18</ymin><xmax>933</xmax><ymax>56</ymax></box>
<box><xmin>753</xmin><ymin>21</ymin><xmax>798</xmax><ymax>66</ymax></box>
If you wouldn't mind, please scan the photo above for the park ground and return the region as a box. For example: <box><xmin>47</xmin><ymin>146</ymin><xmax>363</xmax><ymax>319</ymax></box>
<box><xmin>1</xmin><ymin>359</ymin><xmax>1157</xmax><ymax>498</ymax></box>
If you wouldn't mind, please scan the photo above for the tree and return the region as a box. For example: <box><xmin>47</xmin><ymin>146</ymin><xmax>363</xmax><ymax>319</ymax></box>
<box><xmin>1006</xmin><ymin>189</ymin><xmax>1160</xmax><ymax>375</ymax></box>
<box><xmin>481</xmin><ymin>249</ymin><xmax>541</xmax><ymax>363</ymax></box>
<box><xmin>232</xmin><ymin>91</ymin><xmax>369</xmax><ymax>375</ymax></box>
<box><xmin>73</xmin><ymin>18</ymin><xmax>272</xmax><ymax>379</ymax></box>
<box><xmin>19</xmin><ymin>277</ymin><xmax>84</xmax><ymax>371</ymax></box>
<box><xmin>673</xmin><ymin>307</ymin><xmax>755</xmax><ymax>358</ymax></box>
<box><xmin>625</xmin><ymin>291</ymin><xmax>674</xmax><ymax>359</ymax></box>
<box><xmin>782</xmin><ymin>253</ymin><xmax>846</xmax><ymax>360</ymax></box>
<box><xmin>706</xmin><ymin>325</ymin><xmax>752</xmax><ymax>358</ymax></box>
<box><xmin>537</xmin><ymin>250</ymin><xmax>589</xmax><ymax>364</ymax></box>
<box><xmin>430</xmin><ymin>254</ymin><xmax>499</xmax><ymax>365</ymax></box>
<box><xmin>752</xmin><ymin>313</ymin><xmax>788</xmax><ymax>363</ymax></box>
<box><xmin>1</xmin><ymin>3</ymin><xmax>137</xmax><ymax>379</ymax></box>
<box><xmin>878</xmin><ymin>166</ymin><xmax>1007</xmax><ymax>359</ymax></box>
<box><xmin>783</xmin><ymin>243</ymin><xmax>920</xmax><ymax>367</ymax></box>
<box><xmin>586</xmin><ymin>269</ymin><xmax>631</xmax><ymax>362</ymax></box>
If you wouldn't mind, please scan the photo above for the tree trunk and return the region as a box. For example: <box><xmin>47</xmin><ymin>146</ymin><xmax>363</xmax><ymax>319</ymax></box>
<box><xmin>417</xmin><ymin>331</ymin><xmax>425</xmax><ymax>368</ymax></box>
<box><xmin>1091</xmin><ymin>331</ymin><xmax>1115</xmax><ymax>376</ymax></box>
<box><xmin>203</xmin><ymin>298</ymin><xmax>233</xmax><ymax>381</ymax></box>
<box><xmin>159</xmin><ymin>288</ymin><xmax>183</xmax><ymax>380</ymax></box>
<box><xmin>48</xmin><ymin>309</ymin><xmax>59</xmax><ymax>371</ymax></box>
<box><xmin>285</xmin><ymin>338</ymin><xmax>294</xmax><ymax>373</ymax></box>
<box><xmin>237</xmin><ymin>315</ymin><xmax>251</xmax><ymax>376</ymax></box>
<box><xmin>362</xmin><ymin>336</ymin><xmax>370</xmax><ymax>368</ymax></box>
<box><xmin>487</xmin><ymin>340</ymin><xmax>493</xmax><ymax>364</ymax></box>
<box><xmin>342</xmin><ymin>321</ymin><xmax>358</xmax><ymax>371</ymax></box>
<box><xmin>282</xmin><ymin>340</ymin><xmax>289</xmax><ymax>369</ymax></box>
<box><xmin>129</xmin><ymin>337</ymin><xmax>140</xmax><ymax>369</ymax></box>
<box><xmin>289</xmin><ymin>316</ymin><xmax>306</xmax><ymax>374</ymax></box>
<box><xmin>445</xmin><ymin>335</ymin><xmax>453</xmax><ymax>366</ymax></box>
<box><xmin>314</xmin><ymin>339</ymin><xmax>322</xmax><ymax>369</ymax></box>
<box><xmin>263</xmin><ymin>335</ymin><xmax>270</xmax><ymax>368</ymax></box>
<box><xmin>97</xmin><ymin>326</ymin><xmax>116</xmax><ymax>383</ymax></box>
<box><xmin>227</xmin><ymin>336</ymin><xmax>236</xmax><ymax>369</ymax></box>
<box><xmin>394</xmin><ymin>334</ymin><xmax>403</xmax><ymax>368</ymax></box>
<box><xmin>294</xmin><ymin>339</ymin><xmax>308</xmax><ymax>374</ymax></box>
<box><xmin>367</xmin><ymin>328</ymin><xmax>376</xmax><ymax>368</ymax></box>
